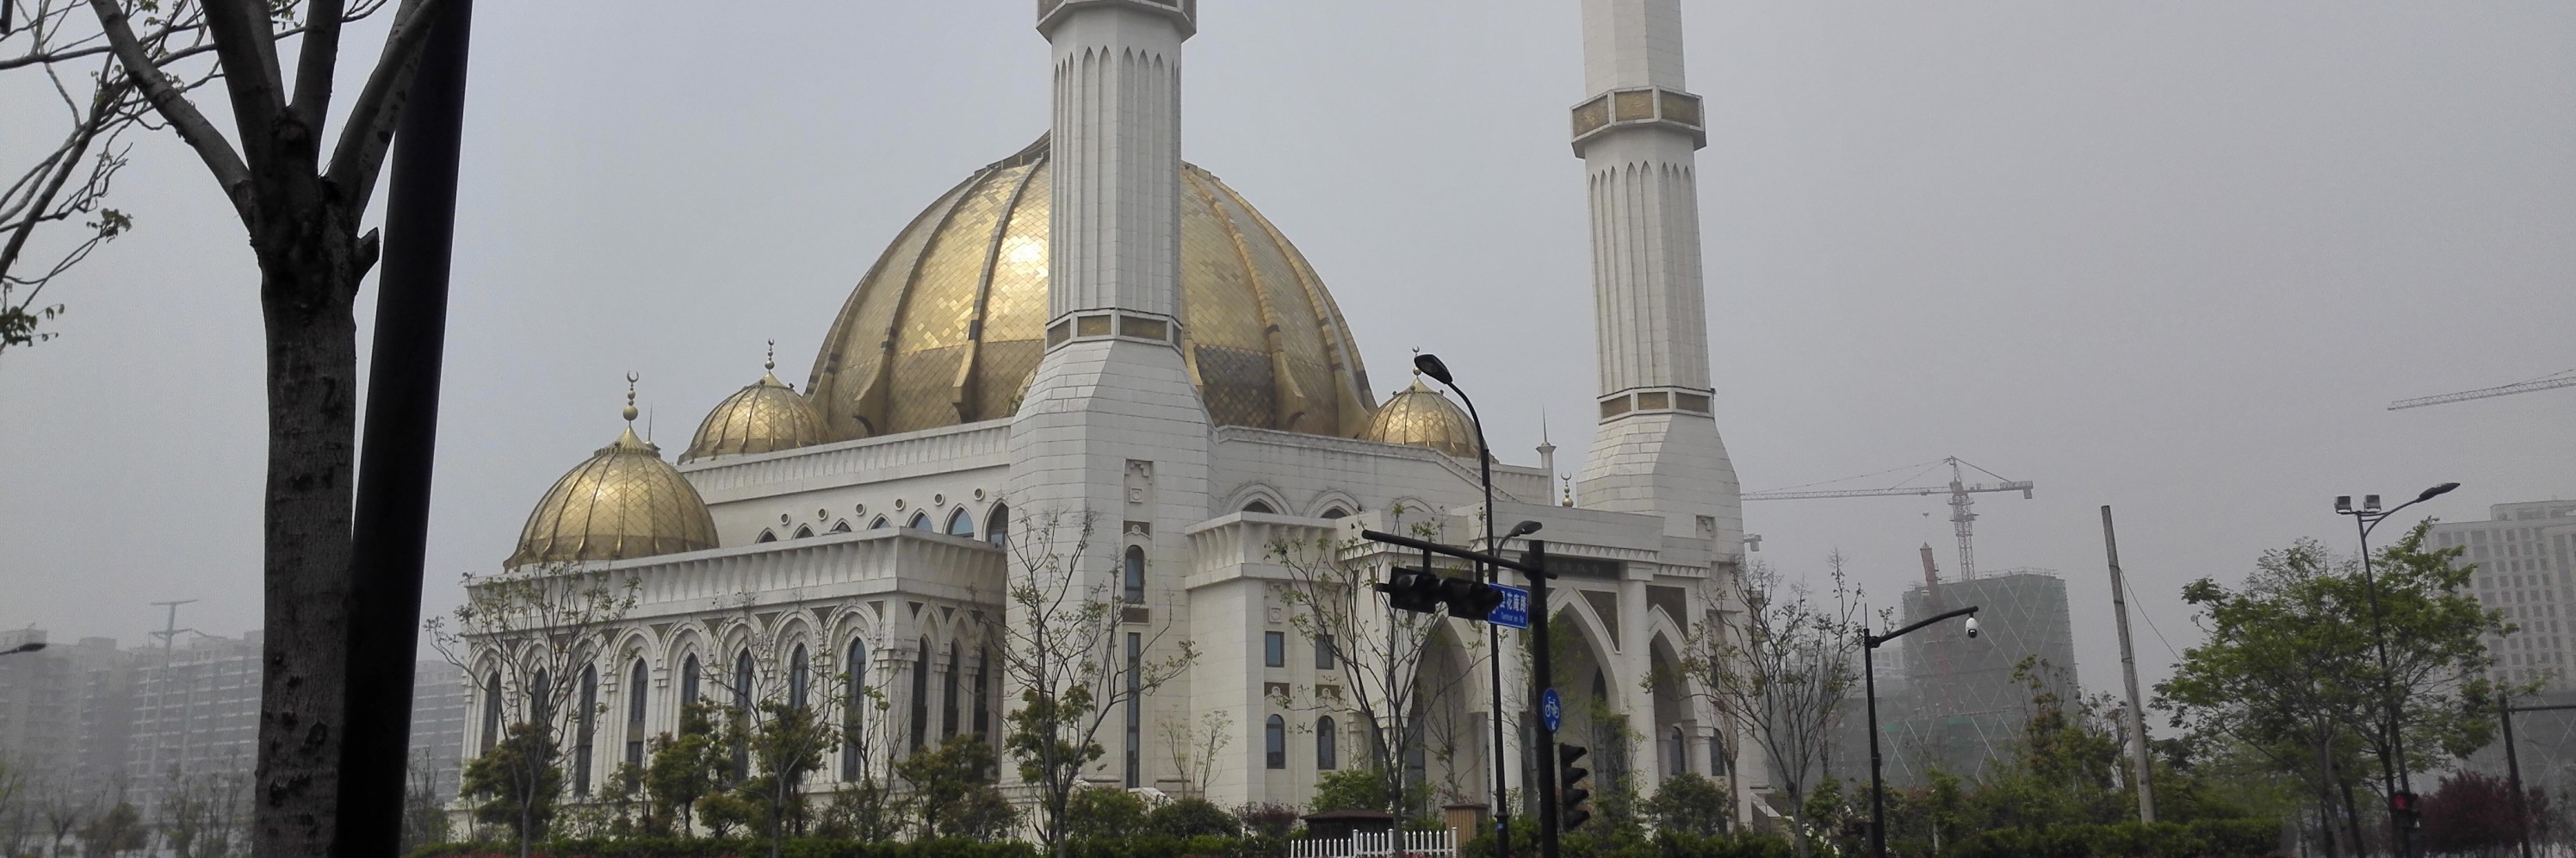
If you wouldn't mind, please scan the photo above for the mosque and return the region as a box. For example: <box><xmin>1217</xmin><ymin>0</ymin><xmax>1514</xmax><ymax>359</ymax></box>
<box><xmin>463</xmin><ymin>0</ymin><xmax>1753</xmax><ymax>828</ymax></box>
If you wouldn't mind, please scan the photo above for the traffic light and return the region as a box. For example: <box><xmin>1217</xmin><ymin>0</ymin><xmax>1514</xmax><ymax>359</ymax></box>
<box><xmin>1438</xmin><ymin>575</ymin><xmax>1506</xmax><ymax>621</ymax></box>
<box><xmin>1377</xmin><ymin>567</ymin><xmax>1444</xmax><ymax>613</ymax></box>
<box><xmin>2389</xmin><ymin>791</ymin><xmax>2421</xmax><ymax>828</ymax></box>
<box><xmin>1558</xmin><ymin>743</ymin><xmax>1593</xmax><ymax>831</ymax></box>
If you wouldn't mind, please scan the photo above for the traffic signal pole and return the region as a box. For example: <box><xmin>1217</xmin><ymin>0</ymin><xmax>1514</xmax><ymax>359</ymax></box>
<box><xmin>1361</xmin><ymin>528</ymin><xmax>1561</xmax><ymax>858</ymax></box>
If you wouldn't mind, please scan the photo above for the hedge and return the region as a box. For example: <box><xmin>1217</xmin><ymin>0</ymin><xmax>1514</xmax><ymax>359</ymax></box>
<box><xmin>1941</xmin><ymin>819</ymin><xmax>2282</xmax><ymax>858</ymax></box>
<box><xmin>411</xmin><ymin>838</ymin><xmax>1038</xmax><ymax>858</ymax></box>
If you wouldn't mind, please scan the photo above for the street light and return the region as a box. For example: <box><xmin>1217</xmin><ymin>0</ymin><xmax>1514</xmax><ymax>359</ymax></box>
<box><xmin>2335</xmin><ymin>481</ymin><xmax>2459</xmax><ymax>857</ymax></box>
<box><xmin>1412</xmin><ymin>351</ymin><xmax>1514</xmax><ymax>851</ymax></box>
<box><xmin>1863</xmin><ymin>606</ymin><xmax>1979</xmax><ymax>858</ymax></box>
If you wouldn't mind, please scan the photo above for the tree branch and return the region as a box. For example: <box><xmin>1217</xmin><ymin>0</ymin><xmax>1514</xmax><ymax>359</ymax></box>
<box><xmin>193</xmin><ymin>0</ymin><xmax>286</xmax><ymax>170</ymax></box>
<box><xmin>82</xmin><ymin>0</ymin><xmax>250</xmax><ymax>214</ymax></box>
<box><xmin>288</xmin><ymin>0</ymin><xmax>348</xmax><ymax>134</ymax></box>
<box><xmin>325</xmin><ymin>0</ymin><xmax>439</xmax><ymax>215</ymax></box>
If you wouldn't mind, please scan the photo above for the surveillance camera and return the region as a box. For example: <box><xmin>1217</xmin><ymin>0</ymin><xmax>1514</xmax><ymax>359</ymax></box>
<box><xmin>1964</xmin><ymin>617</ymin><xmax>1980</xmax><ymax>639</ymax></box>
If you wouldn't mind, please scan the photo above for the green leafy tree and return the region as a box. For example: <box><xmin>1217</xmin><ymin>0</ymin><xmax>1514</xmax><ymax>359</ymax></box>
<box><xmin>1644</xmin><ymin>772</ymin><xmax>1732</xmax><ymax>837</ymax></box>
<box><xmin>1062</xmin><ymin>786</ymin><xmax>1149</xmax><ymax>842</ymax></box>
<box><xmin>896</xmin><ymin>733</ymin><xmax>1015</xmax><ymax>840</ymax></box>
<box><xmin>644</xmin><ymin>701</ymin><xmax>722</xmax><ymax>836</ymax></box>
<box><xmin>461</xmin><ymin>722</ymin><xmax>561</xmax><ymax>850</ymax></box>
<box><xmin>76</xmin><ymin>800</ymin><xmax>145</xmax><ymax>858</ymax></box>
<box><xmin>399</xmin><ymin>753</ymin><xmax>453</xmax><ymax>855</ymax></box>
<box><xmin>997</xmin><ymin>511</ymin><xmax>1195</xmax><ymax>855</ymax></box>
<box><xmin>2158</xmin><ymin>527</ymin><xmax>2508</xmax><ymax>856</ymax></box>
<box><xmin>1148</xmin><ymin>797</ymin><xmax>1240</xmax><ymax>838</ymax></box>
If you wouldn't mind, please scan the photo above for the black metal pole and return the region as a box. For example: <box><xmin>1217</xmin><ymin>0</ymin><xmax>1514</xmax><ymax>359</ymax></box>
<box><xmin>2503</xmin><ymin>696</ymin><xmax>2530</xmax><ymax>858</ymax></box>
<box><xmin>1866</xmin><ymin>637</ymin><xmax>1883</xmax><ymax>858</ymax></box>
<box><xmin>1440</xmin><ymin>380</ymin><xmax>1511</xmax><ymax>855</ymax></box>
<box><xmin>1528</xmin><ymin>540</ymin><xmax>1559</xmax><ymax>858</ymax></box>
<box><xmin>337</xmin><ymin>2</ymin><xmax>473</xmax><ymax>856</ymax></box>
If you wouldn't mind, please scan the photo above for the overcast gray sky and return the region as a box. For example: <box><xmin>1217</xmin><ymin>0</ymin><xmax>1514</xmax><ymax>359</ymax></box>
<box><xmin>3</xmin><ymin>2</ymin><xmax>2571</xmax><ymax>699</ymax></box>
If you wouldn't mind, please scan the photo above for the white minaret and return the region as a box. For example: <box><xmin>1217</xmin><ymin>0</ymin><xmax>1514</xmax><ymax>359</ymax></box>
<box><xmin>1006</xmin><ymin>0</ymin><xmax>1208</xmax><ymax>793</ymax></box>
<box><xmin>1570</xmin><ymin>0</ymin><xmax>1743</xmax><ymax>554</ymax></box>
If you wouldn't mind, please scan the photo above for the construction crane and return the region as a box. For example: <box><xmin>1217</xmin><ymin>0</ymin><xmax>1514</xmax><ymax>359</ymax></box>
<box><xmin>2388</xmin><ymin>368</ymin><xmax>2576</xmax><ymax>411</ymax></box>
<box><xmin>1743</xmin><ymin>457</ymin><xmax>2034</xmax><ymax>580</ymax></box>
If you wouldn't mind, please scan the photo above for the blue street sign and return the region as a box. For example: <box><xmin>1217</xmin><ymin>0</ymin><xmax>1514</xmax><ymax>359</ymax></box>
<box><xmin>1488</xmin><ymin>584</ymin><xmax>1530</xmax><ymax>629</ymax></box>
<box><xmin>1540</xmin><ymin>688</ymin><xmax>1563</xmax><ymax>733</ymax></box>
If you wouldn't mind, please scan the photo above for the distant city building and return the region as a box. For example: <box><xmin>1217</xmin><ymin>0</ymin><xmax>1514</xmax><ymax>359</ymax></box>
<box><xmin>1876</xmin><ymin>569</ymin><xmax>2079</xmax><ymax>785</ymax></box>
<box><xmin>0</xmin><ymin>630</ymin><xmax>135</xmax><ymax>794</ymax></box>
<box><xmin>126</xmin><ymin>631</ymin><xmax>263</xmax><ymax>806</ymax></box>
<box><xmin>2427</xmin><ymin>499</ymin><xmax>2576</xmax><ymax>691</ymax></box>
<box><xmin>412</xmin><ymin>661</ymin><xmax>468</xmax><ymax>803</ymax></box>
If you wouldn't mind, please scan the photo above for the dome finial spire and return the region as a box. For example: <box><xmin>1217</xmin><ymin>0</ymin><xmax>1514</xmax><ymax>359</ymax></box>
<box><xmin>623</xmin><ymin>372</ymin><xmax>641</xmax><ymax>423</ymax></box>
<box><xmin>765</xmin><ymin>340</ymin><xmax>776</xmax><ymax>372</ymax></box>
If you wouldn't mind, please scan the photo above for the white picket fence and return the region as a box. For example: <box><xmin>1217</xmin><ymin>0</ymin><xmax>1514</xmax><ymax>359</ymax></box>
<box><xmin>1286</xmin><ymin>829</ymin><xmax>1458</xmax><ymax>858</ymax></box>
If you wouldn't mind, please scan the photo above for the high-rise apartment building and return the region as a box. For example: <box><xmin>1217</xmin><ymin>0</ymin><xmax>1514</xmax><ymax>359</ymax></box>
<box><xmin>411</xmin><ymin>661</ymin><xmax>468</xmax><ymax>804</ymax></box>
<box><xmin>125</xmin><ymin>631</ymin><xmax>263</xmax><ymax>806</ymax></box>
<box><xmin>1886</xmin><ymin>570</ymin><xmax>2080</xmax><ymax>783</ymax></box>
<box><xmin>2427</xmin><ymin>500</ymin><xmax>2576</xmax><ymax>690</ymax></box>
<box><xmin>0</xmin><ymin>630</ymin><xmax>135</xmax><ymax>793</ymax></box>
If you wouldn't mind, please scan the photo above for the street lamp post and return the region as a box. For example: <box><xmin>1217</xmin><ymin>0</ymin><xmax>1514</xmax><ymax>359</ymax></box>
<box><xmin>1863</xmin><ymin>606</ymin><xmax>1980</xmax><ymax>858</ymax></box>
<box><xmin>1411</xmin><ymin>352</ymin><xmax>1514</xmax><ymax>854</ymax></box>
<box><xmin>2334</xmin><ymin>481</ymin><xmax>2459</xmax><ymax>858</ymax></box>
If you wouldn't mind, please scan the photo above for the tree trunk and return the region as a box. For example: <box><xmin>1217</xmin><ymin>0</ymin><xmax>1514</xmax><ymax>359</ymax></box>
<box><xmin>251</xmin><ymin>214</ymin><xmax>362</xmax><ymax>858</ymax></box>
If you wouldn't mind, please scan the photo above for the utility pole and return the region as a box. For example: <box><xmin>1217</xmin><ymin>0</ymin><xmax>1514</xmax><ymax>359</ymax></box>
<box><xmin>2099</xmin><ymin>507</ymin><xmax>2154</xmax><ymax>824</ymax></box>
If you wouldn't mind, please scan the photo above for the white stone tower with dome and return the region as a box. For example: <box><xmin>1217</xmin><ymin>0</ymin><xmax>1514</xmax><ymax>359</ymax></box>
<box><xmin>461</xmin><ymin>0</ymin><xmax>1758</xmax><ymax>831</ymax></box>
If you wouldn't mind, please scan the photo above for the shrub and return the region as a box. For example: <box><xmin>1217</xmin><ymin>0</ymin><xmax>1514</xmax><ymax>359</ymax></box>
<box><xmin>1149</xmin><ymin>798</ymin><xmax>1241</xmax><ymax>838</ymax></box>
<box><xmin>1231</xmin><ymin>803</ymin><xmax>1299</xmax><ymax>839</ymax></box>
<box><xmin>1064</xmin><ymin>787</ymin><xmax>1152</xmax><ymax>841</ymax></box>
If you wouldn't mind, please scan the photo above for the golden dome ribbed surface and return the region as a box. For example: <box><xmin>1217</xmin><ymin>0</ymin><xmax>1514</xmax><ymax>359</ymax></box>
<box><xmin>806</xmin><ymin>134</ymin><xmax>1378</xmax><ymax>440</ymax></box>
<box><xmin>1359</xmin><ymin>378</ymin><xmax>1481</xmax><ymax>459</ymax></box>
<box><xmin>681</xmin><ymin>370</ymin><xmax>827</xmax><ymax>463</ymax></box>
<box><xmin>506</xmin><ymin>426</ymin><xmax>719</xmax><ymax>569</ymax></box>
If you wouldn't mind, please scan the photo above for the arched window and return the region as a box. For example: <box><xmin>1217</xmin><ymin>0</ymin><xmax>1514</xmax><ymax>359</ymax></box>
<box><xmin>1242</xmin><ymin>500</ymin><xmax>1275</xmax><ymax>514</ymax></box>
<box><xmin>910</xmin><ymin>638</ymin><xmax>931</xmax><ymax>749</ymax></box>
<box><xmin>945</xmin><ymin>508</ymin><xmax>975</xmax><ymax>538</ymax></box>
<box><xmin>1265</xmin><ymin>715</ymin><xmax>1286</xmax><ymax>769</ymax></box>
<box><xmin>1668</xmin><ymin>725</ymin><xmax>1688</xmax><ymax>777</ymax></box>
<box><xmin>480</xmin><ymin>671</ymin><xmax>502</xmax><ymax>754</ymax></box>
<box><xmin>870</xmin><ymin>517</ymin><xmax>889</xmax><ymax>530</ymax></box>
<box><xmin>942</xmin><ymin>644</ymin><xmax>960</xmax><ymax>739</ymax></box>
<box><xmin>794</xmin><ymin>525</ymin><xmax>814</xmax><ymax>539</ymax></box>
<box><xmin>829</xmin><ymin>519</ymin><xmax>851</xmax><ymax>534</ymax></box>
<box><xmin>1122</xmin><ymin>545</ymin><xmax>1146</xmax><ymax>605</ymax></box>
<box><xmin>625</xmin><ymin>659</ymin><xmax>649</xmax><ymax>772</ymax></box>
<box><xmin>985</xmin><ymin>503</ymin><xmax>1010</xmax><ymax>548</ymax></box>
<box><xmin>756</xmin><ymin>530</ymin><xmax>777</xmax><ymax>543</ymax></box>
<box><xmin>972</xmin><ymin>645</ymin><xmax>992</xmax><ymax>737</ymax></box>
<box><xmin>1320</xmin><ymin>507</ymin><xmax>1349</xmax><ymax>519</ymax></box>
<box><xmin>843</xmin><ymin>639</ymin><xmax>868</xmax><ymax>781</ymax></box>
<box><xmin>790</xmin><ymin>645</ymin><xmax>810</xmax><ymax>710</ymax></box>
<box><xmin>1316</xmin><ymin>716</ymin><xmax>1338</xmax><ymax>770</ymax></box>
<box><xmin>733</xmin><ymin>651</ymin><xmax>756</xmax><ymax>712</ymax></box>
<box><xmin>732</xmin><ymin>650</ymin><xmax>755</xmax><ymax>777</ymax></box>
<box><xmin>529</xmin><ymin>669</ymin><xmax>552</xmax><ymax>727</ymax></box>
<box><xmin>907</xmin><ymin>511</ymin><xmax>932</xmax><ymax>530</ymax></box>
<box><xmin>574</xmin><ymin>665</ymin><xmax>598</xmax><ymax>795</ymax></box>
<box><xmin>680</xmin><ymin>655</ymin><xmax>701</xmax><ymax>705</ymax></box>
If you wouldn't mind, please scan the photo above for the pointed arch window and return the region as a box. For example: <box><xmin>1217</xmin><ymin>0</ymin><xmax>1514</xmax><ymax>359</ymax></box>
<box><xmin>794</xmin><ymin>525</ymin><xmax>814</xmax><ymax>539</ymax></box>
<box><xmin>829</xmin><ymin>519</ymin><xmax>851</xmax><ymax>534</ymax></box>
<box><xmin>1265</xmin><ymin>715</ymin><xmax>1286</xmax><ymax>769</ymax></box>
<box><xmin>907</xmin><ymin>511</ymin><xmax>932</xmax><ymax>530</ymax></box>
<box><xmin>972</xmin><ymin>645</ymin><xmax>992</xmax><ymax>737</ymax></box>
<box><xmin>790</xmin><ymin>644</ymin><xmax>811</xmax><ymax>710</ymax></box>
<box><xmin>625</xmin><ymin>659</ymin><xmax>649</xmax><ymax>772</ymax></box>
<box><xmin>870</xmin><ymin>517</ymin><xmax>890</xmax><ymax>530</ymax></box>
<box><xmin>945</xmin><ymin>508</ymin><xmax>975</xmax><ymax>538</ymax></box>
<box><xmin>1320</xmin><ymin>507</ymin><xmax>1349</xmax><ymax>519</ymax></box>
<box><xmin>680</xmin><ymin>655</ymin><xmax>701</xmax><ymax>705</ymax></box>
<box><xmin>732</xmin><ymin>650</ymin><xmax>755</xmax><ymax>777</ymax></box>
<box><xmin>1667</xmin><ymin>725</ymin><xmax>1688</xmax><ymax>777</ymax></box>
<box><xmin>1316</xmin><ymin>716</ymin><xmax>1338</xmax><ymax>770</ymax></box>
<box><xmin>757</xmin><ymin>530</ymin><xmax>778</xmax><ymax>543</ymax></box>
<box><xmin>986</xmin><ymin>503</ymin><xmax>1010</xmax><ymax>548</ymax></box>
<box><xmin>480</xmin><ymin>671</ymin><xmax>502</xmax><ymax>754</ymax></box>
<box><xmin>942</xmin><ymin>643</ymin><xmax>960</xmax><ymax>739</ymax></box>
<box><xmin>1123</xmin><ymin>546</ymin><xmax>1146</xmax><ymax>605</ymax></box>
<box><xmin>574</xmin><ymin>665</ymin><xmax>598</xmax><ymax>795</ymax></box>
<box><xmin>529</xmin><ymin>669</ymin><xmax>552</xmax><ymax>728</ymax></box>
<box><xmin>1242</xmin><ymin>500</ymin><xmax>1275</xmax><ymax>514</ymax></box>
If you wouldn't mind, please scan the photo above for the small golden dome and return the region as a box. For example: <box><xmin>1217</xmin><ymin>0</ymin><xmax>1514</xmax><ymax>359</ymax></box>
<box><xmin>806</xmin><ymin>134</ymin><xmax>1379</xmax><ymax>440</ymax></box>
<box><xmin>507</xmin><ymin>382</ymin><xmax>719</xmax><ymax>569</ymax></box>
<box><xmin>682</xmin><ymin>345</ymin><xmax>827</xmax><ymax>463</ymax></box>
<box><xmin>1359</xmin><ymin>378</ymin><xmax>1481</xmax><ymax>459</ymax></box>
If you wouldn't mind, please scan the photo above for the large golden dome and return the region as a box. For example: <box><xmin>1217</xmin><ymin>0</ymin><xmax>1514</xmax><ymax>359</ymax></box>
<box><xmin>507</xmin><ymin>397</ymin><xmax>719</xmax><ymax>569</ymax></box>
<box><xmin>806</xmin><ymin>135</ymin><xmax>1378</xmax><ymax>440</ymax></box>
<box><xmin>682</xmin><ymin>349</ymin><xmax>827</xmax><ymax>463</ymax></box>
<box><xmin>1358</xmin><ymin>377</ymin><xmax>1481</xmax><ymax>459</ymax></box>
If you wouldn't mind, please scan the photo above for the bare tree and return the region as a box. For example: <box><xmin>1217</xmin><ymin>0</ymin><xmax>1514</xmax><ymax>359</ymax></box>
<box><xmin>0</xmin><ymin>755</ymin><xmax>34</xmax><ymax>858</ymax></box>
<box><xmin>1158</xmin><ymin>709</ymin><xmax>1231</xmax><ymax>801</ymax></box>
<box><xmin>153</xmin><ymin>764</ymin><xmax>248</xmax><ymax>858</ymax></box>
<box><xmin>997</xmin><ymin>509</ymin><xmax>1197</xmax><ymax>857</ymax></box>
<box><xmin>1674</xmin><ymin>553</ymin><xmax>1865</xmax><ymax>858</ymax></box>
<box><xmin>430</xmin><ymin>563</ymin><xmax>641</xmax><ymax>858</ymax></box>
<box><xmin>1266</xmin><ymin>516</ymin><xmax>1485</xmax><ymax>821</ymax></box>
<box><xmin>40</xmin><ymin>781</ymin><xmax>95</xmax><ymax>858</ymax></box>
<box><xmin>699</xmin><ymin>590</ymin><xmax>859</xmax><ymax>858</ymax></box>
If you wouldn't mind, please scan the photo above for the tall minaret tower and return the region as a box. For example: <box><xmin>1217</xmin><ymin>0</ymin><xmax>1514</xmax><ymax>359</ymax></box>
<box><xmin>1006</xmin><ymin>0</ymin><xmax>1207</xmax><ymax>789</ymax></box>
<box><xmin>1571</xmin><ymin>0</ymin><xmax>1743</xmax><ymax>556</ymax></box>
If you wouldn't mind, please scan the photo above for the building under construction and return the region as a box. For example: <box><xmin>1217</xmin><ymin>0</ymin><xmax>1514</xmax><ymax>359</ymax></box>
<box><xmin>1859</xmin><ymin>566</ymin><xmax>2081</xmax><ymax>786</ymax></box>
